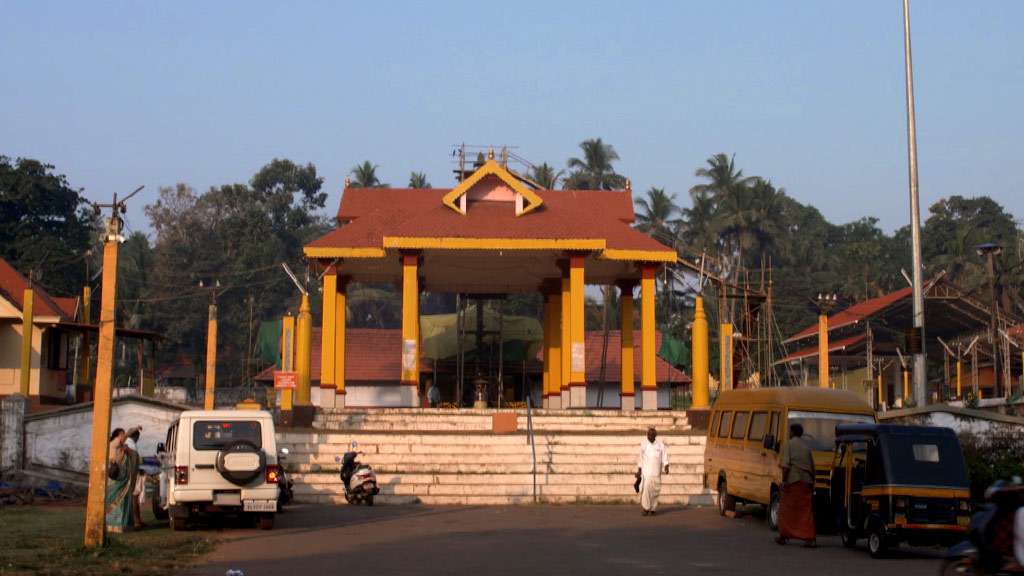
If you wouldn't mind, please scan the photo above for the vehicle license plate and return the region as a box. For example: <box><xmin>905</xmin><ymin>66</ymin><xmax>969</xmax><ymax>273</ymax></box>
<box><xmin>243</xmin><ymin>499</ymin><xmax>276</xmax><ymax>512</ymax></box>
<box><xmin>214</xmin><ymin>492</ymin><xmax>242</xmax><ymax>507</ymax></box>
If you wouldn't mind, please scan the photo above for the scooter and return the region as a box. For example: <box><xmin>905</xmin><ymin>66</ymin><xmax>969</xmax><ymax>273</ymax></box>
<box><xmin>277</xmin><ymin>447</ymin><xmax>294</xmax><ymax>512</ymax></box>
<box><xmin>337</xmin><ymin>447</ymin><xmax>379</xmax><ymax>506</ymax></box>
<box><xmin>940</xmin><ymin>480</ymin><xmax>1024</xmax><ymax>576</ymax></box>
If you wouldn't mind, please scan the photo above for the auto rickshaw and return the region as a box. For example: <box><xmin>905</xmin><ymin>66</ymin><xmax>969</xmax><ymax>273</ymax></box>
<box><xmin>830</xmin><ymin>423</ymin><xmax>972</xmax><ymax>558</ymax></box>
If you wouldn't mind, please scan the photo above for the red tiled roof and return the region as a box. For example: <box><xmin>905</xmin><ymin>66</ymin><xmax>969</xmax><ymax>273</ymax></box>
<box><xmin>779</xmin><ymin>334</ymin><xmax>867</xmax><ymax>363</ymax></box>
<box><xmin>0</xmin><ymin>258</ymin><xmax>75</xmax><ymax>321</ymax></box>
<box><xmin>785</xmin><ymin>287</ymin><xmax>913</xmax><ymax>343</ymax></box>
<box><xmin>256</xmin><ymin>328</ymin><xmax>688</xmax><ymax>385</ymax></box>
<box><xmin>307</xmin><ymin>188</ymin><xmax>670</xmax><ymax>254</ymax></box>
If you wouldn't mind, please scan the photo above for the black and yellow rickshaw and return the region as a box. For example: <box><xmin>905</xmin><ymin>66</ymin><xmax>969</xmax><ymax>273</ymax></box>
<box><xmin>830</xmin><ymin>423</ymin><xmax>972</xmax><ymax>558</ymax></box>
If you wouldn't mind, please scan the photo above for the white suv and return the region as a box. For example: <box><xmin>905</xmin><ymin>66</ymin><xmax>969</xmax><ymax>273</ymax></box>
<box><xmin>156</xmin><ymin>410</ymin><xmax>282</xmax><ymax>530</ymax></box>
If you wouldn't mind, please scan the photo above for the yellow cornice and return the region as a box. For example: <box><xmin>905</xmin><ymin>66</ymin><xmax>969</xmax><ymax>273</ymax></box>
<box><xmin>600</xmin><ymin>249</ymin><xmax>677</xmax><ymax>263</ymax></box>
<box><xmin>303</xmin><ymin>246</ymin><xmax>386</xmax><ymax>259</ymax></box>
<box><xmin>383</xmin><ymin>237</ymin><xmax>604</xmax><ymax>250</ymax></box>
<box><xmin>441</xmin><ymin>159</ymin><xmax>544</xmax><ymax>216</ymax></box>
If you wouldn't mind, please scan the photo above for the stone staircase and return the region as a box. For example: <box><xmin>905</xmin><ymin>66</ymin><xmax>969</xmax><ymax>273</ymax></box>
<box><xmin>279</xmin><ymin>409</ymin><xmax>715</xmax><ymax>506</ymax></box>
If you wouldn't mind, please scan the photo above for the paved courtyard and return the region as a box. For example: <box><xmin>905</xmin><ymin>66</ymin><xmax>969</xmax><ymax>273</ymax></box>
<box><xmin>189</xmin><ymin>504</ymin><xmax>946</xmax><ymax>576</ymax></box>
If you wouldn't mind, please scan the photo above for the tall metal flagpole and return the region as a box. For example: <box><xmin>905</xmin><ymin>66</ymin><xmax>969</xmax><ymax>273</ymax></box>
<box><xmin>903</xmin><ymin>0</ymin><xmax>927</xmax><ymax>406</ymax></box>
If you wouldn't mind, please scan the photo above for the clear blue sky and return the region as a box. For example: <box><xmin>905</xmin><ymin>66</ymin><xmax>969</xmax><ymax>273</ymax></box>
<box><xmin>3</xmin><ymin>1</ymin><xmax>1022</xmax><ymax>233</ymax></box>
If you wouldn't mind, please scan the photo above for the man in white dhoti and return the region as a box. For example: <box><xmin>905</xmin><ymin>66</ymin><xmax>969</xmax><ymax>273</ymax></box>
<box><xmin>637</xmin><ymin>427</ymin><xmax>669</xmax><ymax>516</ymax></box>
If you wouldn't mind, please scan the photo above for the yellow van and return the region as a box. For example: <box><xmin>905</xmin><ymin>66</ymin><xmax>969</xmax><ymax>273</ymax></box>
<box><xmin>704</xmin><ymin>387</ymin><xmax>875</xmax><ymax>530</ymax></box>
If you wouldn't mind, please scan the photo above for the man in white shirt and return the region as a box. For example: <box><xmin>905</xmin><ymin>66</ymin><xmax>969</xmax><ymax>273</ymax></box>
<box><xmin>636</xmin><ymin>427</ymin><xmax>669</xmax><ymax>516</ymax></box>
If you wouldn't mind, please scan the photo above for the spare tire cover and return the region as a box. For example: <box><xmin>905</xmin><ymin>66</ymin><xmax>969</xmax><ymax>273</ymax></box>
<box><xmin>216</xmin><ymin>439</ymin><xmax>266</xmax><ymax>486</ymax></box>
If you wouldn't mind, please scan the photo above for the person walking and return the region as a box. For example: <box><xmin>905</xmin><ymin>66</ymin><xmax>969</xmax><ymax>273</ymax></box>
<box><xmin>776</xmin><ymin>423</ymin><xmax>817</xmax><ymax>547</ymax></box>
<box><xmin>636</xmin><ymin>427</ymin><xmax>669</xmax><ymax>516</ymax></box>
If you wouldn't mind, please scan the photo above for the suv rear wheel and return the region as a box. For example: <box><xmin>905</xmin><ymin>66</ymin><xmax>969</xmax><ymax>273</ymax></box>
<box><xmin>257</xmin><ymin>513</ymin><xmax>275</xmax><ymax>530</ymax></box>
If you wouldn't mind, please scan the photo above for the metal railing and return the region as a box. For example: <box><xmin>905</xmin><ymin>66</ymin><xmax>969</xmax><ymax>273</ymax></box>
<box><xmin>526</xmin><ymin>394</ymin><xmax>537</xmax><ymax>503</ymax></box>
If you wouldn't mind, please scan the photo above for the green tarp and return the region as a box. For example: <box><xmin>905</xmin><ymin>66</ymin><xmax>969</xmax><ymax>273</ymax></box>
<box><xmin>257</xmin><ymin>320</ymin><xmax>283</xmax><ymax>368</ymax></box>
<box><xmin>658</xmin><ymin>332</ymin><xmax>690</xmax><ymax>369</ymax></box>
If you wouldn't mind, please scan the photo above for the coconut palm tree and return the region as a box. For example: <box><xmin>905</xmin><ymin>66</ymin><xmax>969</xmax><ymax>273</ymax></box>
<box><xmin>634</xmin><ymin>187</ymin><xmax>680</xmax><ymax>247</ymax></box>
<box><xmin>564</xmin><ymin>138</ymin><xmax>626</xmax><ymax>190</ymax></box>
<box><xmin>679</xmin><ymin>190</ymin><xmax>720</xmax><ymax>258</ymax></box>
<box><xmin>527</xmin><ymin>163</ymin><xmax>563</xmax><ymax>189</ymax></box>
<box><xmin>349</xmin><ymin>161</ymin><xmax>387</xmax><ymax>188</ymax></box>
<box><xmin>408</xmin><ymin>172</ymin><xmax>431</xmax><ymax>189</ymax></box>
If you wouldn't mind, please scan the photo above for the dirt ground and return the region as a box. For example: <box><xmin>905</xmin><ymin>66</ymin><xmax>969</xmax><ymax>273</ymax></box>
<box><xmin>188</xmin><ymin>503</ymin><xmax>947</xmax><ymax>576</ymax></box>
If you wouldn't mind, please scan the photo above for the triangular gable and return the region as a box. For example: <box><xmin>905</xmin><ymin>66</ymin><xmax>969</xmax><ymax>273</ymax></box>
<box><xmin>442</xmin><ymin>159</ymin><xmax>544</xmax><ymax>216</ymax></box>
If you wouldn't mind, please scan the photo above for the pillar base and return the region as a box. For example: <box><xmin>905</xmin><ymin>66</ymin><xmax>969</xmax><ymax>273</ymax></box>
<box><xmin>401</xmin><ymin>384</ymin><xmax>420</xmax><ymax>408</ymax></box>
<box><xmin>570</xmin><ymin>385</ymin><xmax>586</xmax><ymax>409</ymax></box>
<box><xmin>335</xmin><ymin>391</ymin><xmax>346</xmax><ymax>409</ymax></box>
<box><xmin>620</xmin><ymin>394</ymin><xmax>635</xmax><ymax>411</ymax></box>
<box><xmin>542</xmin><ymin>396</ymin><xmax>549</xmax><ymax>410</ymax></box>
<box><xmin>641</xmin><ymin>389</ymin><xmax>658</xmax><ymax>411</ymax></box>
<box><xmin>318</xmin><ymin>388</ymin><xmax>336</xmax><ymax>409</ymax></box>
<box><xmin>549</xmin><ymin>395</ymin><xmax>562</xmax><ymax>410</ymax></box>
<box><xmin>560</xmin><ymin>389</ymin><xmax>569</xmax><ymax>409</ymax></box>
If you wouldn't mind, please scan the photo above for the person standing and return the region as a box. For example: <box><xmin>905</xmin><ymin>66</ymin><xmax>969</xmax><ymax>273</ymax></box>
<box><xmin>636</xmin><ymin>427</ymin><xmax>669</xmax><ymax>516</ymax></box>
<box><xmin>125</xmin><ymin>427</ymin><xmax>145</xmax><ymax>529</ymax></box>
<box><xmin>776</xmin><ymin>423</ymin><xmax>817</xmax><ymax>547</ymax></box>
<box><xmin>426</xmin><ymin>379</ymin><xmax>440</xmax><ymax>408</ymax></box>
<box><xmin>105</xmin><ymin>427</ymin><xmax>139</xmax><ymax>533</ymax></box>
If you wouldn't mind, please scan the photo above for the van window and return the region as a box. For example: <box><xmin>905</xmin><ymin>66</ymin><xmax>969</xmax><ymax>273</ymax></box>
<box><xmin>718</xmin><ymin>412</ymin><xmax>732</xmax><ymax>438</ymax></box>
<box><xmin>748</xmin><ymin>412</ymin><xmax>768</xmax><ymax>441</ymax></box>
<box><xmin>193</xmin><ymin>421</ymin><xmax>262</xmax><ymax>451</ymax></box>
<box><xmin>730</xmin><ymin>412</ymin><xmax>749</xmax><ymax>439</ymax></box>
<box><xmin>710</xmin><ymin>412</ymin><xmax>720</xmax><ymax>438</ymax></box>
<box><xmin>769</xmin><ymin>412</ymin><xmax>780</xmax><ymax>444</ymax></box>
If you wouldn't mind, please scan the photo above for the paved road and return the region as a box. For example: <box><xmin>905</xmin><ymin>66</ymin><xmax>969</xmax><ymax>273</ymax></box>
<box><xmin>190</xmin><ymin>504</ymin><xmax>946</xmax><ymax>576</ymax></box>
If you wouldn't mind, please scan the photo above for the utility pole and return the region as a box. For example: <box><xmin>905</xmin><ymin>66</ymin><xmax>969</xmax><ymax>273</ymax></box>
<box><xmin>977</xmin><ymin>243</ymin><xmax>1002</xmax><ymax>397</ymax></box>
<box><xmin>19</xmin><ymin>273</ymin><xmax>35</xmax><ymax>396</ymax></box>
<box><xmin>903</xmin><ymin>0</ymin><xmax>928</xmax><ymax>407</ymax></box>
<box><xmin>200</xmin><ymin>279</ymin><xmax>223</xmax><ymax>410</ymax></box>
<box><xmin>84</xmin><ymin>185</ymin><xmax>143</xmax><ymax>549</ymax></box>
<box><xmin>816</xmin><ymin>293</ymin><xmax>838</xmax><ymax>388</ymax></box>
<box><xmin>79</xmin><ymin>251</ymin><xmax>94</xmax><ymax>402</ymax></box>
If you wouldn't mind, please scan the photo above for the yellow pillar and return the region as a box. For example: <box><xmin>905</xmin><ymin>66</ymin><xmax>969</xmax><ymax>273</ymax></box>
<box><xmin>79</xmin><ymin>285</ymin><xmax>92</xmax><ymax>400</ymax></box>
<box><xmin>618</xmin><ymin>282</ymin><xmax>636</xmax><ymax>411</ymax></box>
<box><xmin>295</xmin><ymin>294</ymin><xmax>312</xmax><ymax>406</ymax></box>
<box><xmin>19</xmin><ymin>288</ymin><xmax>34</xmax><ymax>396</ymax></box>
<box><xmin>690</xmin><ymin>296</ymin><xmax>710</xmax><ymax>409</ymax></box>
<box><xmin>400</xmin><ymin>252</ymin><xmax>420</xmax><ymax>407</ymax></box>
<box><xmin>568</xmin><ymin>254</ymin><xmax>586</xmax><ymax>408</ymax></box>
<box><xmin>877</xmin><ymin>370</ymin><xmax>885</xmax><ymax>409</ymax></box>
<box><xmin>84</xmin><ymin>239</ymin><xmax>119</xmax><ymax>548</ymax></box>
<box><xmin>280</xmin><ymin>315</ymin><xmax>295</xmax><ymax>411</ymax></box>
<box><xmin>320</xmin><ymin>271</ymin><xmax>337</xmax><ymax>409</ymax></box>
<box><xmin>560</xmin><ymin>272</ymin><xmax>571</xmax><ymax>408</ymax></box>
<box><xmin>335</xmin><ymin>277</ymin><xmax>348</xmax><ymax>409</ymax></box>
<box><xmin>541</xmin><ymin>295</ymin><xmax>550</xmax><ymax>409</ymax></box>
<box><xmin>203</xmin><ymin>303</ymin><xmax>217</xmax><ymax>410</ymax></box>
<box><xmin>640</xmin><ymin>265</ymin><xmax>657</xmax><ymax>411</ymax></box>
<box><xmin>818</xmin><ymin>313</ymin><xmax>829</xmax><ymax>388</ymax></box>
<box><xmin>548</xmin><ymin>291</ymin><xmax>562</xmax><ymax>410</ymax></box>
<box><xmin>955</xmin><ymin>358</ymin><xmax>962</xmax><ymax>399</ymax></box>
<box><xmin>902</xmin><ymin>369</ymin><xmax>910</xmax><ymax>406</ymax></box>
<box><xmin>719</xmin><ymin>322</ymin><xmax>734</xmax><ymax>392</ymax></box>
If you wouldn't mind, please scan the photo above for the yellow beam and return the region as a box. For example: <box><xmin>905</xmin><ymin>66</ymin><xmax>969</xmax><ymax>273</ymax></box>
<box><xmin>600</xmin><ymin>249</ymin><xmax>677</xmax><ymax>263</ymax></box>
<box><xmin>204</xmin><ymin>304</ymin><xmax>217</xmax><ymax>410</ymax></box>
<box><xmin>877</xmin><ymin>370</ymin><xmax>885</xmax><ymax>408</ymax></box>
<box><xmin>401</xmin><ymin>253</ymin><xmax>420</xmax><ymax>404</ymax></box>
<box><xmin>720</xmin><ymin>323</ymin><xmax>733</xmax><ymax>391</ymax></box>
<box><xmin>335</xmin><ymin>277</ymin><xmax>348</xmax><ymax>405</ymax></box>
<box><xmin>955</xmin><ymin>359</ymin><xmax>962</xmax><ymax>399</ymax></box>
<box><xmin>304</xmin><ymin>246</ymin><xmax>387</xmax><ymax>259</ymax></box>
<box><xmin>84</xmin><ymin>240</ymin><xmax>119</xmax><ymax>548</ymax></box>
<box><xmin>568</xmin><ymin>255</ymin><xmax>586</xmax><ymax>407</ymax></box>
<box><xmin>818</xmin><ymin>314</ymin><xmax>829</xmax><ymax>388</ymax></box>
<box><xmin>384</xmin><ymin>237</ymin><xmax>605</xmax><ymax>251</ymax></box>
<box><xmin>619</xmin><ymin>283</ymin><xmax>635</xmax><ymax>408</ymax></box>
<box><xmin>295</xmin><ymin>294</ymin><xmax>312</xmax><ymax>406</ymax></box>
<box><xmin>19</xmin><ymin>288</ymin><xmax>34</xmax><ymax>396</ymax></box>
<box><xmin>640</xmin><ymin>266</ymin><xmax>656</xmax><ymax>408</ymax></box>
<box><xmin>691</xmin><ymin>296</ymin><xmax>710</xmax><ymax>409</ymax></box>
<box><xmin>902</xmin><ymin>369</ymin><xmax>910</xmax><ymax>404</ymax></box>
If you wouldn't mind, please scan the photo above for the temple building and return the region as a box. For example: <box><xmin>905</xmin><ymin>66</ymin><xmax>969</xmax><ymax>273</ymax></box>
<box><xmin>303</xmin><ymin>153</ymin><xmax>678</xmax><ymax>410</ymax></box>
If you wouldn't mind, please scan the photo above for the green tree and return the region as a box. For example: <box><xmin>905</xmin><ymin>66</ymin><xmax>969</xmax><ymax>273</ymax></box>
<box><xmin>564</xmin><ymin>138</ymin><xmax>626</xmax><ymax>190</ymax></box>
<box><xmin>408</xmin><ymin>172</ymin><xmax>431</xmax><ymax>189</ymax></box>
<box><xmin>527</xmin><ymin>163</ymin><xmax>563</xmax><ymax>189</ymax></box>
<box><xmin>349</xmin><ymin>161</ymin><xmax>387</xmax><ymax>188</ymax></box>
<box><xmin>634</xmin><ymin>187</ymin><xmax>679</xmax><ymax>247</ymax></box>
<box><xmin>0</xmin><ymin>156</ymin><xmax>98</xmax><ymax>295</ymax></box>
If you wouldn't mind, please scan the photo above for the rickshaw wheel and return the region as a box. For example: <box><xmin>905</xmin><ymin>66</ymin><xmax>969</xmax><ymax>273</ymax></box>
<box><xmin>839</xmin><ymin>526</ymin><xmax>857</xmax><ymax>548</ymax></box>
<box><xmin>767</xmin><ymin>489</ymin><xmax>780</xmax><ymax>531</ymax></box>
<box><xmin>867</xmin><ymin>525</ymin><xmax>889</xmax><ymax>558</ymax></box>
<box><xmin>717</xmin><ymin>479</ymin><xmax>735</xmax><ymax>516</ymax></box>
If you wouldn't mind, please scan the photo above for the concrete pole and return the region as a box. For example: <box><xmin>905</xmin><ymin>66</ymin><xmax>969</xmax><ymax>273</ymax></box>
<box><xmin>295</xmin><ymin>294</ymin><xmax>312</xmax><ymax>406</ymax></box>
<box><xmin>280</xmin><ymin>315</ymin><xmax>295</xmax><ymax>411</ymax></box>
<box><xmin>79</xmin><ymin>286</ymin><xmax>92</xmax><ymax>401</ymax></box>
<box><xmin>19</xmin><ymin>288</ymin><xmax>34</xmax><ymax>396</ymax></box>
<box><xmin>690</xmin><ymin>296</ymin><xmax>710</xmax><ymax>409</ymax></box>
<box><xmin>548</xmin><ymin>292</ymin><xmax>562</xmax><ymax>410</ymax></box>
<box><xmin>399</xmin><ymin>253</ymin><xmax>420</xmax><ymax>407</ymax></box>
<box><xmin>618</xmin><ymin>282</ymin><xmax>636</xmax><ymax>411</ymax></box>
<box><xmin>818</xmin><ymin>313</ymin><xmax>829</xmax><ymax>389</ymax></box>
<box><xmin>560</xmin><ymin>272</ymin><xmax>571</xmax><ymax>409</ymax></box>
<box><xmin>203</xmin><ymin>303</ymin><xmax>217</xmax><ymax>410</ymax></box>
<box><xmin>903</xmin><ymin>0</ymin><xmax>928</xmax><ymax>406</ymax></box>
<box><xmin>320</xmin><ymin>271</ymin><xmax>337</xmax><ymax>409</ymax></box>
<box><xmin>640</xmin><ymin>265</ymin><xmax>657</xmax><ymax>411</ymax></box>
<box><xmin>568</xmin><ymin>255</ymin><xmax>586</xmax><ymax>408</ymax></box>
<box><xmin>720</xmin><ymin>322</ymin><xmax>734</xmax><ymax>391</ymax></box>
<box><xmin>335</xmin><ymin>277</ymin><xmax>348</xmax><ymax>409</ymax></box>
<box><xmin>84</xmin><ymin>238</ymin><xmax>119</xmax><ymax>548</ymax></box>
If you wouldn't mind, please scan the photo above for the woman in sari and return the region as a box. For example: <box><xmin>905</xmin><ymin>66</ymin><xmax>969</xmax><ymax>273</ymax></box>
<box><xmin>105</xmin><ymin>427</ymin><xmax>139</xmax><ymax>533</ymax></box>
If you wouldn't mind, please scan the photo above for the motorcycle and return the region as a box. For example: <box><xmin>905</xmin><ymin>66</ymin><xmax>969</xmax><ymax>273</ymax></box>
<box><xmin>337</xmin><ymin>444</ymin><xmax>379</xmax><ymax>506</ymax></box>
<box><xmin>277</xmin><ymin>447</ymin><xmax>294</xmax><ymax>512</ymax></box>
<box><xmin>941</xmin><ymin>480</ymin><xmax>1024</xmax><ymax>576</ymax></box>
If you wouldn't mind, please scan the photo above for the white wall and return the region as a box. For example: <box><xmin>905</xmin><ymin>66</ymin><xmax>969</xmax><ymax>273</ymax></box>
<box><xmin>24</xmin><ymin>398</ymin><xmax>185</xmax><ymax>474</ymax></box>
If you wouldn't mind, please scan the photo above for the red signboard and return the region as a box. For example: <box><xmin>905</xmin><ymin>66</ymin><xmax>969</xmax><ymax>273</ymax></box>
<box><xmin>273</xmin><ymin>371</ymin><xmax>297</xmax><ymax>389</ymax></box>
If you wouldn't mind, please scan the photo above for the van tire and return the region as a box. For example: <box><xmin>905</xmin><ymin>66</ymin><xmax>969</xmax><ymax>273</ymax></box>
<box><xmin>257</xmin><ymin>513</ymin><xmax>275</xmax><ymax>530</ymax></box>
<box><xmin>717</xmin><ymin>479</ymin><xmax>735</xmax><ymax>516</ymax></box>
<box><xmin>151</xmin><ymin>498</ymin><xmax>169</xmax><ymax>521</ymax></box>
<box><xmin>767</xmin><ymin>488</ymin><xmax>780</xmax><ymax>531</ymax></box>
<box><xmin>169</xmin><ymin>513</ymin><xmax>190</xmax><ymax>532</ymax></box>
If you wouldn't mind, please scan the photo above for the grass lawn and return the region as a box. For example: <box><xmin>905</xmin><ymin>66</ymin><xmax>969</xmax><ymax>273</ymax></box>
<box><xmin>0</xmin><ymin>505</ymin><xmax>215</xmax><ymax>576</ymax></box>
